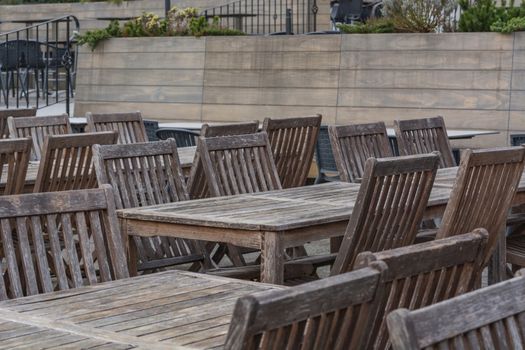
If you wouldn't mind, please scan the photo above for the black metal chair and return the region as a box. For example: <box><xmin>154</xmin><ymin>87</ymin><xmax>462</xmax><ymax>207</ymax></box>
<box><xmin>331</xmin><ymin>0</ymin><xmax>364</xmax><ymax>28</ymax></box>
<box><xmin>156</xmin><ymin>127</ymin><xmax>200</xmax><ymax>148</ymax></box>
<box><xmin>0</xmin><ymin>40</ymin><xmax>45</xmax><ymax>102</ymax></box>
<box><xmin>511</xmin><ymin>134</ymin><xmax>525</xmax><ymax>147</ymax></box>
<box><xmin>315</xmin><ymin>125</ymin><xmax>339</xmax><ymax>184</ymax></box>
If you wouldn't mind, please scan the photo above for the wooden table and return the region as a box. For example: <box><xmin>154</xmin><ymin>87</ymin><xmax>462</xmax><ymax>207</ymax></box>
<box><xmin>0</xmin><ymin>270</ymin><xmax>283</xmax><ymax>349</ymax></box>
<box><xmin>119</xmin><ymin>174</ymin><xmax>456</xmax><ymax>284</ymax></box>
<box><xmin>0</xmin><ymin>147</ymin><xmax>196</xmax><ymax>191</ymax></box>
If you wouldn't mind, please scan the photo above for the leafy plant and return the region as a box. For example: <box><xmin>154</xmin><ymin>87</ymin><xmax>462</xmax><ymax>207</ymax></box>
<box><xmin>337</xmin><ymin>18</ymin><xmax>396</xmax><ymax>33</ymax></box>
<box><xmin>121</xmin><ymin>12</ymin><xmax>168</xmax><ymax>37</ymax></box>
<box><xmin>75</xmin><ymin>20</ymin><xmax>118</xmax><ymax>50</ymax></box>
<box><xmin>382</xmin><ymin>0</ymin><xmax>458</xmax><ymax>32</ymax></box>
<box><xmin>491</xmin><ymin>16</ymin><xmax>525</xmax><ymax>32</ymax></box>
<box><xmin>459</xmin><ymin>0</ymin><xmax>525</xmax><ymax>32</ymax></box>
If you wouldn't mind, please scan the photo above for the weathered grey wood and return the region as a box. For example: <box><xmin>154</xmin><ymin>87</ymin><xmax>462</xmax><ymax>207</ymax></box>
<box><xmin>93</xmin><ymin>139</ymin><xmax>207</xmax><ymax>271</ymax></box>
<box><xmin>394</xmin><ymin>116</ymin><xmax>456</xmax><ymax>168</ymax></box>
<box><xmin>436</xmin><ymin>147</ymin><xmax>525</xmax><ymax>267</ymax></box>
<box><xmin>7</xmin><ymin>114</ymin><xmax>71</xmax><ymax>161</ymax></box>
<box><xmin>330</xmin><ymin>153</ymin><xmax>440</xmax><ymax>275</ymax></box>
<box><xmin>225</xmin><ymin>267</ymin><xmax>380</xmax><ymax>350</ymax></box>
<box><xmin>0</xmin><ymin>185</ymin><xmax>128</xmax><ymax>300</ymax></box>
<box><xmin>0</xmin><ymin>269</ymin><xmax>283</xmax><ymax>349</ymax></box>
<box><xmin>33</xmin><ymin>131</ymin><xmax>118</xmax><ymax>193</ymax></box>
<box><xmin>0</xmin><ymin>108</ymin><xmax>36</xmax><ymax>139</ymax></box>
<box><xmin>0</xmin><ymin>138</ymin><xmax>32</xmax><ymax>195</ymax></box>
<box><xmin>329</xmin><ymin>122</ymin><xmax>393</xmax><ymax>182</ymax></box>
<box><xmin>86</xmin><ymin>111</ymin><xmax>148</xmax><ymax>144</ymax></box>
<box><xmin>263</xmin><ymin>115</ymin><xmax>322</xmax><ymax>188</ymax></box>
<box><xmin>188</xmin><ymin>121</ymin><xmax>259</xmax><ymax>200</ymax></box>
<box><xmin>388</xmin><ymin>269</ymin><xmax>525</xmax><ymax>350</ymax></box>
<box><xmin>357</xmin><ymin>229</ymin><xmax>489</xmax><ymax>350</ymax></box>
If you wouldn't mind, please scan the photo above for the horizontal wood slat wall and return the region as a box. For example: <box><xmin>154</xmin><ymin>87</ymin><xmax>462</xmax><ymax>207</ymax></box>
<box><xmin>75</xmin><ymin>32</ymin><xmax>525</xmax><ymax>148</ymax></box>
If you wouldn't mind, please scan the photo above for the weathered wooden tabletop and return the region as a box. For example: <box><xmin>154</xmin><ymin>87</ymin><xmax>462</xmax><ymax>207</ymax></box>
<box><xmin>0</xmin><ymin>270</ymin><xmax>282</xmax><ymax>350</ymax></box>
<box><xmin>0</xmin><ymin>146</ymin><xmax>196</xmax><ymax>188</ymax></box>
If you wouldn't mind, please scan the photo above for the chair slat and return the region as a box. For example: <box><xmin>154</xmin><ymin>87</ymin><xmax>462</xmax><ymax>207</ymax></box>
<box><xmin>86</xmin><ymin>111</ymin><xmax>148</xmax><ymax>144</ymax></box>
<box><xmin>0</xmin><ymin>108</ymin><xmax>36</xmax><ymax>139</ymax></box>
<box><xmin>0</xmin><ymin>138</ymin><xmax>31</xmax><ymax>195</ymax></box>
<box><xmin>7</xmin><ymin>114</ymin><xmax>71</xmax><ymax>161</ymax></box>
<box><xmin>263</xmin><ymin>115</ymin><xmax>322</xmax><ymax>188</ymax></box>
<box><xmin>329</xmin><ymin>122</ymin><xmax>393</xmax><ymax>182</ymax></box>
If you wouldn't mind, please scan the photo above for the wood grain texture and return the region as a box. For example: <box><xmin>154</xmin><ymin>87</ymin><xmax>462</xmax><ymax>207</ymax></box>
<box><xmin>0</xmin><ymin>108</ymin><xmax>36</xmax><ymax>139</ymax></box>
<box><xmin>0</xmin><ymin>186</ymin><xmax>128</xmax><ymax>301</ymax></box>
<box><xmin>86</xmin><ymin>111</ymin><xmax>148</xmax><ymax>144</ymax></box>
<box><xmin>93</xmin><ymin>140</ymin><xmax>206</xmax><ymax>271</ymax></box>
<box><xmin>0</xmin><ymin>138</ymin><xmax>32</xmax><ymax>195</ymax></box>
<box><xmin>8</xmin><ymin>114</ymin><xmax>71</xmax><ymax>161</ymax></box>
<box><xmin>357</xmin><ymin>229</ymin><xmax>489</xmax><ymax>349</ymax></box>
<box><xmin>330</xmin><ymin>153</ymin><xmax>440</xmax><ymax>275</ymax></box>
<box><xmin>387</xmin><ymin>269</ymin><xmax>525</xmax><ymax>350</ymax></box>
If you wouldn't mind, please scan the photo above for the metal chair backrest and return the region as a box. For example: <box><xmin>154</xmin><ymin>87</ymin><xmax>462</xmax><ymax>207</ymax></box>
<box><xmin>156</xmin><ymin>128</ymin><xmax>199</xmax><ymax>147</ymax></box>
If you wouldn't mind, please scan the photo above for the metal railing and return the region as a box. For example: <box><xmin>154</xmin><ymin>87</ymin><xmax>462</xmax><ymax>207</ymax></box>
<box><xmin>201</xmin><ymin>0</ymin><xmax>318</xmax><ymax>34</ymax></box>
<box><xmin>0</xmin><ymin>15</ymin><xmax>79</xmax><ymax>115</ymax></box>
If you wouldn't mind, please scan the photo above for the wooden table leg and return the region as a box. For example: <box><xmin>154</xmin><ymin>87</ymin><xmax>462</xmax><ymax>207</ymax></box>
<box><xmin>261</xmin><ymin>231</ymin><xmax>284</xmax><ymax>285</ymax></box>
<box><xmin>488</xmin><ymin>224</ymin><xmax>507</xmax><ymax>284</ymax></box>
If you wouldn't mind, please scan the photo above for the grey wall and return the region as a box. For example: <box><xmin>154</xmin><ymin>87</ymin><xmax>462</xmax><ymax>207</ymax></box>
<box><xmin>75</xmin><ymin>33</ymin><xmax>525</xmax><ymax>148</ymax></box>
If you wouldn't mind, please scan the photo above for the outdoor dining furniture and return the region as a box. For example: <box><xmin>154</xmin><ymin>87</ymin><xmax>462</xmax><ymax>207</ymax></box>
<box><xmin>394</xmin><ymin>116</ymin><xmax>457</xmax><ymax>168</ymax></box>
<box><xmin>0</xmin><ymin>137</ymin><xmax>31</xmax><ymax>195</ymax></box>
<box><xmin>93</xmin><ymin>139</ymin><xmax>208</xmax><ymax>272</ymax></box>
<box><xmin>358</xmin><ymin>229</ymin><xmax>488</xmax><ymax>349</ymax></box>
<box><xmin>263</xmin><ymin>115</ymin><xmax>322</xmax><ymax>188</ymax></box>
<box><xmin>0</xmin><ymin>107</ymin><xmax>35</xmax><ymax>138</ymax></box>
<box><xmin>0</xmin><ymin>269</ymin><xmax>283</xmax><ymax>349</ymax></box>
<box><xmin>86</xmin><ymin>111</ymin><xmax>148</xmax><ymax>144</ymax></box>
<box><xmin>7</xmin><ymin>113</ymin><xmax>71</xmax><ymax>160</ymax></box>
<box><xmin>33</xmin><ymin>131</ymin><xmax>118</xmax><ymax>192</ymax></box>
<box><xmin>188</xmin><ymin>121</ymin><xmax>259</xmax><ymax>199</ymax></box>
<box><xmin>314</xmin><ymin>125</ymin><xmax>339</xmax><ymax>183</ymax></box>
<box><xmin>388</xmin><ymin>268</ymin><xmax>525</xmax><ymax>349</ymax></box>
<box><xmin>0</xmin><ymin>186</ymin><xmax>128</xmax><ymax>300</ymax></box>
<box><xmin>155</xmin><ymin>127</ymin><xmax>200</xmax><ymax>147</ymax></box>
<box><xmin>330</xmin><ymin>153</ymin><xmax>439</xmax><ymax>275</ymax></box>
<box><xmin>329</xmin><ymin>121</ymin><xmax>393</xmax><ymax>183</ymax></box>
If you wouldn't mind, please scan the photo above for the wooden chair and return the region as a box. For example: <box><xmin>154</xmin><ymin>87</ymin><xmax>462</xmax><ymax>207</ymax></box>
<box><xmin>388</xmin><ymin>269</ymin><xmax>525</xmax><ymax>350</ymax></box>
<box><xmin>7</xmin><ymin>114</ymin><xmax>71</xmax><ymax>160</ymax></box>
<box><xmin>0</xmin><ymin>138</ymin><xmax>32</xmax><ymax>195</ymax></box>
<box><xmin>86</xmin><ymin>111</ymin><xmax>148</xmax><ymax>144</ymax></box>
<box><xmin>263</xmin><ymin>115</ymin><xmax>322</xmax><ymax>188</ymax></box>
<box><xmin>0</xmin><ymin>108</ymin><xmax>36</xmax><ymax>138</ymax></box>
<box><xmin>329</xmin><ymin>122</ymin><xmax>393</xmax><ymax>182</ymax></box>
<box><xmin>330</xmin><ymin>153</ymin><xmax>440</xmax><ymax>275</ymax></box>
<box><xmin>435</xmin><ymin>147</ymin><xmax>525</xmax><ymax>265</ymax></box>
<box><xmin>188</xmin><ymin>121</ymin><xmax>259</xmax><ymax>200</ymax></box>
<box><xmin>357</xmin><ymin>229</ymin><xmax>489</xmax><ymax>349</ymax></box>
<box><xmin>33</xmin><ymin>131</ymin><xmax>118</xmax><ymax>193</ymax></box>
<box><xmin>224</xmin><ymin>267</ymin><xmax>381</xmax><ymax>350</ymax></box>
<box><xmin>93</xmin><ymin>139</ymin><xmax>207</xmax><ymax>271</ymax></box>
<box><xmin>0</xmin><ymin>186</ymin><xmax>129</xmax><ymax>300</ymax></box>
<box><xmin>394</xmin><ymin>116</ymin><xmax>456</xmax><ymax>168</ymax></box>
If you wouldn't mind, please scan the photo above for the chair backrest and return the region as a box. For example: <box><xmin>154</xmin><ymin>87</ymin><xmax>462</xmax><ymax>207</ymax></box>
<box><xmin>0</xmin><ymin>138</ymin><xmax>32</xmax><ymax>195</ymax></box>
<box><xmin>190</xmin><ymin>132</ymin><xmax>282</xmax><ymax>198</ymax></box>
<box><xmin>8</xmin><ymin>114</ymin><xmax>71</xmax><ymax>161</ymax></box>
<box><xmin>315</xmin><ymin>125</ymin><xmax>338</xmax><ymax>173</ymax></box>
<box><xmin>86</xmin><ymin>111</ymin><xmax>148</xmax><ymax>144</ymax></box>
<box><xmin>394</xmin><ymin>116</ymin><xmax>456</xmax><ymax>168</ymax></box>
<box><xmin>200</xmin><ymin>121</ymin><xmax>259</xmax><ymax>137</ymax></box>
<box><xmin>436</xmin><ymin>147</ymin><xmax>525</xmax><ymax>264</ymax></box>
<box><xmin>356</xmin><ymin>229</ymin><xmax>489</xmax><ymax>350</ymax></box>
<box><xmin>388</xmin><ymin>269</ymin><xmax>525</xmax><ymax>350</ymax></box>
<box><xmin>155</xmin><ymin>128</ymin><xmax>200</xmax><ymax>147</ymax></box>
<box><xmin>93</xmin><ymin>139</ymin><xmax>189</xmax><ymax>209</ymax></box>
<box><xmin>0</xmin><ymin>186</ymin><xmax>129</xmax><ymax>300</ymax></box>
<box><xmin>187</xmin><ymin>121</ymin><xmax>260</xmax><ymax>199</ymax></box>
<box><xmin>34</xmin><ymin>131</ymin><xmax>118</xmax><ymax>193</ymax></box>
<box><xmin>329</xmin><ymin>122</ymin><xmax>393</xmax><ymax>182</ymax></box>
<box><xmin>0</xmin><ymin>40</ymin><xmax>44</xmax><ymax>70</ymax></box>
<box><xmin>0</xmin><ymin>108</ymin><xmax>36</xmax><ymax>139</ymax></box>
<box><xmin>225</xmin><ymin>266</ymin><xmax>382</xmax><ymax>350</ymax></box>
<box><xmin>263</xmin><ymin>115</ymin><xmax>322</xmax><ymax>188</ymax></box>
<box><xmin>331</xmin><ymin>153</ymin><xmax>440</xmax><ymax>275</ymax></box>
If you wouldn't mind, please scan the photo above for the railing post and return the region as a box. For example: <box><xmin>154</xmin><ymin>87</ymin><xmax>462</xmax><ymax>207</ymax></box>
<box><xmin>286</xmin><ymin>8</ymin><xmax>293</xmax><ymax>34</ymax></box>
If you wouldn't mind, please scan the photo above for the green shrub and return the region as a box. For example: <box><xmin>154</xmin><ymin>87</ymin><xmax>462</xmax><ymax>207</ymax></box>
<box><xmin>337</xmin><ymin>18</ymin><xmax>396</xmax><ymax>33</ymax></box>
<box><xmin>459</xmin><ymin>0</ymin><xmax>525</xmax><ymax>32</ymax></box>
<box><xmin>382</xmin><ymin>0</ymin><xmax>457</xmax><ymax>32</ymax></box>
<box><xmin>76</xmin><ymin>7</ymin><xmax>244</xmax><ymax>50</ymax></box>
<box><xmin>491</xmin><ymin>16</ymin><xmax>525</xmax><ymax>32</ymax></box>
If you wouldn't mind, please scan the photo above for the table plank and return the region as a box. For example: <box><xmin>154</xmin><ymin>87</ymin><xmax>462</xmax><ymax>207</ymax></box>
<box><xmin>0</xmin><ymin>271</ymin><xmax>283</xmax><ymax>350</ymax></box>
